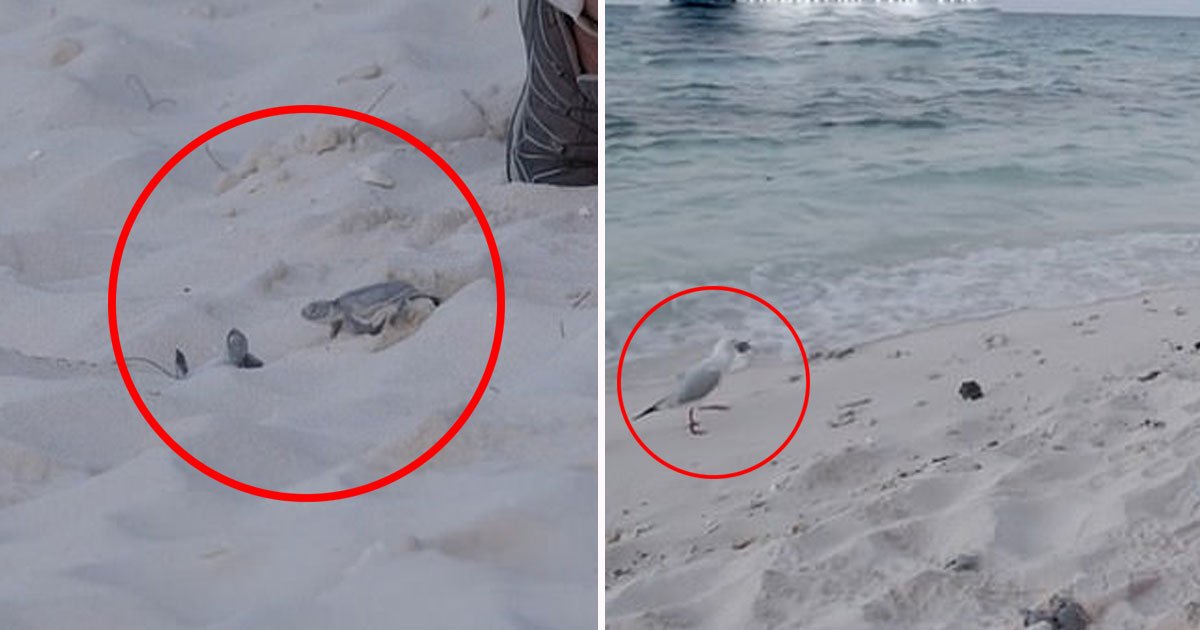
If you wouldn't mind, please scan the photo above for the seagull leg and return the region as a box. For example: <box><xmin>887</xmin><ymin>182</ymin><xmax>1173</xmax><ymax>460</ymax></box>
<box><xmin>699</xmin><ymin>404</ymin><xmax>730</xmax><ymax>411</ymax></box>
<box><xmin>687</xmin><ymin>407</ymin><xmax>706</xmax><ymax>436</ymax></box>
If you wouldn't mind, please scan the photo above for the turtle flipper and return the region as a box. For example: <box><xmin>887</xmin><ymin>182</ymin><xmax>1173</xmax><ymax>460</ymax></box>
<box><xmin>174</xmin><ymin>349</ymin><xmax>189</xmax><ymax>379</ymax></box>
<box><xmin>347</xmin><ymin>310</ymin><xmax>388</xmax><ymax>335</ymax></box>
<box><xmin>227</xmin><ymin>329</ymin><xmax>263</xmax><ymax>369</ymax></box>
<box><xmin>226</xmin><ymin>329</ymin><xmax>249</xmax><ymax>366</ymax></box>
<box><xmin>240</xmin><ymin>353</ymin><xmax>264</xmax><ymax>369</ymax></box>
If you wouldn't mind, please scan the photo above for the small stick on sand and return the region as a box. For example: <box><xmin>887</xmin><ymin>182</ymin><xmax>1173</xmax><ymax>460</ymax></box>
<box><xmin>125</xmin><ymin>349</ymin><xmax>188</xmax><ymax>380</ymax></box>
<box><xmin>460</xmin><ymin>89</ymin><xmax>502</xmax><ymax>139</ymax></box>
<box><xmin>349</xmin><ymin>82</ymin><xmax>396</xmax><ymax>146</ymax></box>
<box><xmin>125</xmin><ymin>74</ymin><xmax>177</xmax><ymax>111</ymax></box>
<box><xmin>204</xmin><ymin>144</ymin><xmax>230</xmax><ymax>173</ymax></box>
<box><xmin>570</xmin><ymin>289</ymin><xmax>592</xmax><ymax>310</ymax></box>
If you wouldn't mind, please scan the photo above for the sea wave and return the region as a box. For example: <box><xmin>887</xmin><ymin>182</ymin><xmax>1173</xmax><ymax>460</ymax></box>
<box><xmin>607</xmin><ymin>3</ymin><xmax>1200</xmax><ymax>364</ymax></box>
<box><xmin>609</xmin><ymin>233</ymin><xmax>1200</xmax><ymax>364</ymax></box>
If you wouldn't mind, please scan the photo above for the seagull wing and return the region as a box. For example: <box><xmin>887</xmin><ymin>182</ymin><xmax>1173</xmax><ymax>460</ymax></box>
<box><xmin>674</xmin><ymin>364</ymin><xmax>722</xmax><ymax>406</ymax></box>
<box><xmin>636</xmin><ymin>359</ymin><xmax>724</xmax><ymax>421</ymax></box>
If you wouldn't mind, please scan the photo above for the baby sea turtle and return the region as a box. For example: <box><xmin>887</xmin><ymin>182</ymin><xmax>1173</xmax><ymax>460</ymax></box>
<box><xmin>301</xmin><ymin>280</ymin><xmax>441</xmax><ymax>339</ymax></box>
<box><xmin>226</xmin><ymin>328</ymin><xmax>263</xmax><ymax>368</ymax></box>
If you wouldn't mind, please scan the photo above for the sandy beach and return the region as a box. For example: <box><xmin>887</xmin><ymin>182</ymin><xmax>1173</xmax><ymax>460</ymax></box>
<box><xmin>607</xmin><ymin>290</ymin><xmax>1200</xmax><ymax>628</ymax></box>
<box><xmin>1</xmin><ymin>1</ymin><xmax>596</xmax><ymax>627</ymax></box>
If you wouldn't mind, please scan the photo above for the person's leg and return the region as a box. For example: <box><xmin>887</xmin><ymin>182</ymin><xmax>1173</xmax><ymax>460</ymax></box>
<box><xmin>506</xmin><ymin>0</ymin><xmax>598</xmax><ymax>186</ymax></box>
<box><xmin>572</xmin><ymin>0</ymin><xmax>598</xmax><ymax>75</ymax></box>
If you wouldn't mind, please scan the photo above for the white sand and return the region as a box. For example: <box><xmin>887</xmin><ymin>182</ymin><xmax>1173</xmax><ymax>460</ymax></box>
<box><xmin>1</xmin><ymin>1</ymin><xmax>595</xmax><ymax>627</ymax></box>
<box><xmin>607</xmin><ymin>291</ymin><xmax>1200</xmax><ymax>629</ymax></box>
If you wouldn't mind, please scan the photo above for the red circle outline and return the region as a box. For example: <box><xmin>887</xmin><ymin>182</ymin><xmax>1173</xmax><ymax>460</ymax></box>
<box><xmin>108</xmin><ymin>104</ymin><xmax>505</xmax><ymax>502</ymax></box>
<box><xmin>616</xmin><ymin>285</ymin><xmax>810</xmax><ymax>479</ymax></box>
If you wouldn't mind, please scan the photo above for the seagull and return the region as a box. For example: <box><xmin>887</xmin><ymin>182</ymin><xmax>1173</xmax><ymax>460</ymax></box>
<box><xmin>634</xmin><ymin>337</ymin><xmax>752</xmax><ymax>436</ymax></box>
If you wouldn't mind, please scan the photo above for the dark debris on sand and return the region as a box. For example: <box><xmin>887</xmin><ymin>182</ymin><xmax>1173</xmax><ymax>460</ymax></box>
<box><xmin>1022</xmin><ymin>594</ymin><xmax>1091</xmax><ymax>629</ymax></box>
<box><xmin>958</xmin><ymin>380</ymin><xmax>984</xmax><ymax>401</ymax></box>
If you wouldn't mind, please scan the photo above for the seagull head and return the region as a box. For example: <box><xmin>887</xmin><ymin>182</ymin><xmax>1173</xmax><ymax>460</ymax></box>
<box><xmin>713</xmin><ymin>337</ymin><xmax>752</xmax><ymax>357</ymax></box>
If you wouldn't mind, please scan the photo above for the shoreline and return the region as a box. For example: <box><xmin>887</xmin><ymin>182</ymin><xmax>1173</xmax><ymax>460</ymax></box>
<box><xmin>609</xmin><ymin>279</ymin><xmax>1200</xmax><ymax>370</ymax></box>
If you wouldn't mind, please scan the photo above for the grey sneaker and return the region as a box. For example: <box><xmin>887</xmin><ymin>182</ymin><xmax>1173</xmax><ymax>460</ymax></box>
<box><xmin>506</xmin><ymin>0</ymin><xmax>598</xmax><ymax>186</ymax></box>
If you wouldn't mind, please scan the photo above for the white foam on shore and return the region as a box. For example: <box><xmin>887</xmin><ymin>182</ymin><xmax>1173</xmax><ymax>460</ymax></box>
<box><xmin>609</xmin><ymin>231</ymin><xmax>1200</xmax><ymax>365</ymax></box>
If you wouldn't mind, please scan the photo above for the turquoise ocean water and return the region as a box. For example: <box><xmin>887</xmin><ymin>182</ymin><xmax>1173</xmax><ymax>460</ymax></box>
<box><xmin>606</xmin><ymin>1</ymin><xmax>1200</xmax><ymax>362</ymax></box>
